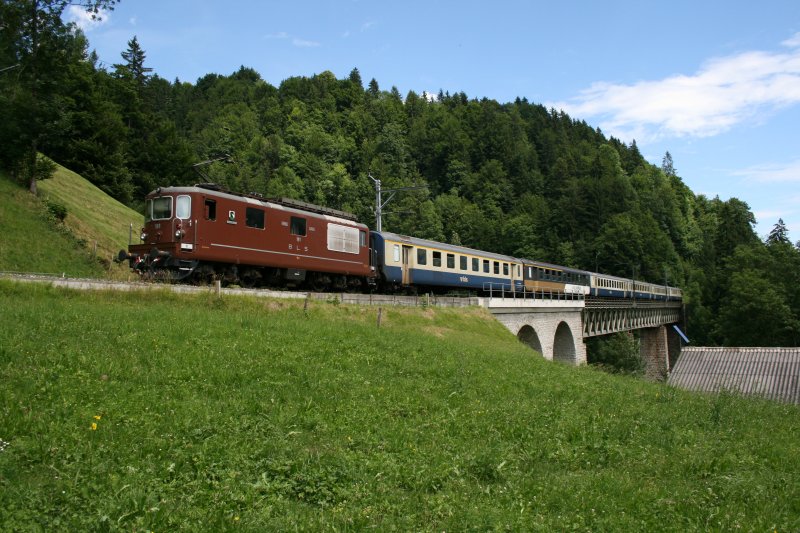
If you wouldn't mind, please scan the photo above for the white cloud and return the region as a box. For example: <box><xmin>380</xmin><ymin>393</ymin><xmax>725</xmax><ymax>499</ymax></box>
<box><xmin>292</xmin><ymin>38</ymin><xmax>320</xmax><ymax>48</ymax></box>
<box><xmin>549</xmin><ymin>32</ymin><xmax>800</xmax><ymax>143</ymax></box>
<box><xmin>734</xmin><ymin>159</ymin><xmax>800</xmax><ymax>183</ymax></box>
<box><xmin>265</xmin><ymin>32</ymin><xmax>289</xmax><ymax>40</ymax></box>
<box><xmin>66</xmin><ymin>6</ymin><xmax>111</xmax><ymax>31</ymax></box>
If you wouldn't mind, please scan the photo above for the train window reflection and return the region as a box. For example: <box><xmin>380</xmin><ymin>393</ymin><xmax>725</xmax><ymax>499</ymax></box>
<box><xmin>151</xmin><ymin>197</ymin><xmax>172</xmax><ymax>220</ymax></box>
<box><xmin>176</xmin><ymin>195</ymin><xmax>191</xmax><ymax>219</ymax></box>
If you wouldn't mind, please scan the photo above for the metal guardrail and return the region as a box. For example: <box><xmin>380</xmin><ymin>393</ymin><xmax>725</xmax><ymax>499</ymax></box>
<box><xmin>481</xmin><ymin>283</ymin><xmax>585</xmax><ymax>301</ymax></box>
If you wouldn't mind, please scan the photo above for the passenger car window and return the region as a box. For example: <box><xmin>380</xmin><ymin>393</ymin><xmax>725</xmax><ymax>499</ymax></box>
<box><xmin>446</xmin><ymin>254</ymin><xmax>455</xmax><ymax>269</ymax></box>
<box><xmin>417</xmin><ymin>248</ymin><xmax>427</xmax><ymax>265</ymax></box>
<box><xmin>433</xmin><ymin>251</ymin><xmax>442</xmax><ymax>267</ymax></box>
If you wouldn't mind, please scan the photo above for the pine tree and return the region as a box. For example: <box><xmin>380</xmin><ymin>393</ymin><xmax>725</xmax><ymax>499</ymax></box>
<box><xmin>661</xmin><ymin>151</ymin><xmax>676</xmax><ymax>177</ymax></box>
<box><xmin>766</xmin><ymin>218</ymin><xmax>791</xmax><ymax>245</ymax></box>
<box><xmin>115</xmin><ymin>35</ymin><xmax>151</xmax><ymax>87</ymax></box>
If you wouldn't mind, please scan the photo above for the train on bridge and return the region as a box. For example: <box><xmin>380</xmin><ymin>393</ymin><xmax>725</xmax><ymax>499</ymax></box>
<box><xmin>118</xmin><ymin>184</ymin><xmax>682</xmax><ymax>302</ymax></box>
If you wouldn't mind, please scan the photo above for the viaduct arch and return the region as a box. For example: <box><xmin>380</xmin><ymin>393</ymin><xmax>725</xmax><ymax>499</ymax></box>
<box><xmin>496</xmin><ymin>306</ymin><xmax>586</xmax><ymax>365</ymax></box>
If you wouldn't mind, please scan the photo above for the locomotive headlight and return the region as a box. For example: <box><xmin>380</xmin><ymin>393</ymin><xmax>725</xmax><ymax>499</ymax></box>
<box><xmin>140</xmin><ymin>231</ymin><xmax>147</xmax><ymax>241</ymax></box>
<box><xmin>175</xmin><ymin>229</ymin><xmax>183</xmax><ymax>239</ymax></box>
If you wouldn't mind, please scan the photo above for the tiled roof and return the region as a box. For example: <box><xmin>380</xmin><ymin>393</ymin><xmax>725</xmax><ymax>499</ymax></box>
<box><xmin>668</xmin><ymin>347</ymin><xmax>800</xmax><ymax>404</ymax></box>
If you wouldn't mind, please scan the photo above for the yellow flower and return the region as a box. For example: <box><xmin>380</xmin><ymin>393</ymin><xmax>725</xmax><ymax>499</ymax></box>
<box><xmin>91</xmin><ymin>422</ymin><xmax>98</xmax><ymax>431</ymax></box>
<box><xmin>94</xmin><ymin>415</ymin><xmax>102</xmax><ymax>420</ymax></box>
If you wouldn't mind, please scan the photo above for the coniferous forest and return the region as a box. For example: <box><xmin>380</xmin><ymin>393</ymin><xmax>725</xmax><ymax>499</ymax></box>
<box><xmin>2</xmin><ymin>1</ymin><xmax>799</xmax><ymax>347</ymax></box>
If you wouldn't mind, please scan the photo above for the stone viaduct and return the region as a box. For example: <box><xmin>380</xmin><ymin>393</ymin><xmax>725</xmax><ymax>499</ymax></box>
<box><xmin>480</xmin><ymin>295</ymin><xmax>684</xmax><ymax>380</ymax></box>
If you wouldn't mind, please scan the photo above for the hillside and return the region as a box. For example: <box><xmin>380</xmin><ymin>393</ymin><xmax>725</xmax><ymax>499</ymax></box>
<box><xmin>37</xmin><ymin>163</ymin><xmax>144</xmax><ymax>265</ymax></box>
<box><xmin>1</xmin><ymin>281</ymin><xmax>797</xmax><ymax>531</ymax></box>
<box><xmin>0</xmin><ymin>167</ymin><xmax>142</xmax><ymax>277</ymax></box>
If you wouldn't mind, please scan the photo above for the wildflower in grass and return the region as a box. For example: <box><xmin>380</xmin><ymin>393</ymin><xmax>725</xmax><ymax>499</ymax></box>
<box><xmin>91</xmin><ymin>423</ymin><xmax>98</xmax><ymax>431</ymax></box>
<box><xmin>94</xmin><ymin>415</ymin><xmax>102</xmax><ymax>420</ymax></box>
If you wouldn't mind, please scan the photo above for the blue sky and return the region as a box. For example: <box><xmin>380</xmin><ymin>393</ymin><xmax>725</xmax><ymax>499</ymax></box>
<box><xmin>69</xmin><ymin>0</ymin><xmax>800</xmax><ymax>241</ymax></box>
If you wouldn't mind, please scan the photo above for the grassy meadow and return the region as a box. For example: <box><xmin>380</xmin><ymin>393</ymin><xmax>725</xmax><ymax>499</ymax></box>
<box><xmin>1</xmin><ymin>281</ymin><xmax>798</xmax><ymax>531</ymax></box>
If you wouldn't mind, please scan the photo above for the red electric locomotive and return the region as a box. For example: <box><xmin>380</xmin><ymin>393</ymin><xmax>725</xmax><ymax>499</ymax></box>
<box><xmin>119</xmin><ymin>184</ymin><xmax>375</xmax><ymax>290</ymax></box>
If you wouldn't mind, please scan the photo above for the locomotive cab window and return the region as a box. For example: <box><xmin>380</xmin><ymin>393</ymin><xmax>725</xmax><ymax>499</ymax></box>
<box><xmin>150</xmin><ymin>197</ymin><xmax>172</xmax><ymax>221</ymax></box>
<box><xmin>176</xmin><ymin>195</ymin><xmax>191</xmax><ymax>220</ymax></box>
<box><xmin>204</xmin><ymin>199</ymin><xmax>217</xmax><ymax>221</ymax></box>
<box><xmin>245</xmin><ymin>207</ymin><xmax>265</xmax><ymax>229</ymax></box>
<box><xmin>290</xmin><ymin>216</ymin><xmax>307</xmax><ymax>236</ymax></box>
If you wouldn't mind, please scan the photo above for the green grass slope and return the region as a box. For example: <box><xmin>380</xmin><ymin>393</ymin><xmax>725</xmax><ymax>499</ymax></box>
<box><xmin>37</xmin><ymin>163</ymin><xmax>144</xmax><ymax>265</ymax></box>
<box><xmin>1</xmin><ymin>282</ymin><xmax>798</xmax><ymax>531</ymax></box>
<box><xmin>0</xmin><ymin>166</ymin><xmax>143</xmax><ymax>278</ymax></box>
<box><xmin>0</xmin><ymin>174</ymin><xmax>104</xmax><ymax>277</ymax></box>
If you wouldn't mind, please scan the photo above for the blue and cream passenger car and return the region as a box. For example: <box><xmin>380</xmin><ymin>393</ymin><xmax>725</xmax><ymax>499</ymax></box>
<box><xmin>372</xmin><ymin>231</ymin><xmax>523</xmax><ymax>292</ymax></box>
<box><xmin>589</xmin><ymin>273</ymin><xmax>633</xmax><ymax>298</ymax></box>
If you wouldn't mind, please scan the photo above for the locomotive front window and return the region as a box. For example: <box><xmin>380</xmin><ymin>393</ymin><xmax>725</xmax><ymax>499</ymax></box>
<box><xmin>151</xmin><ymin>197</ymin><xmax>172</xmax><ymax>220</ymax></box>
<box><xmin>176</xmin><ymin>195</ymin><xmax>191</xmax><ymax>219</ymax></box>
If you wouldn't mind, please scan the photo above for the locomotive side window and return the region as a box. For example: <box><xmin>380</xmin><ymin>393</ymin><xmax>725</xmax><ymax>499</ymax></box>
<box><xmin>360</xmin><ymin>231</ymin><xmax>366</xmax><ymax>247</ymax></box>
<box><xmin>290</xmin><ymin>216</ymin><xmax>307</xmax><ymax>236</ymax></box>
<box><xmin>176</xmin><ymin>195</ymin><xmax>191</xmax><ymax>219</ymax></box>
<box><xmin>432</xmin><ymin>251</ymin><xmax>442</xmax><ymax>267</ymax></box>
<box><xmin>204</xmin><ymin>199</ymin><xmax>217</xmax><ymax>221</ymax></box>
<box><xmin>151</xmin><ymin>197</ymin><xmax>172</xmax><ymax>220</ymax></box>
<box><xmin>245</xmin><ymin>207</ymin><xmax>265</xmax><ymax>229</ymax></box>
<box><xmin>417</xmin><ymin>248</ymin><xmax>427</xmax><ymax>265</ymax></box>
